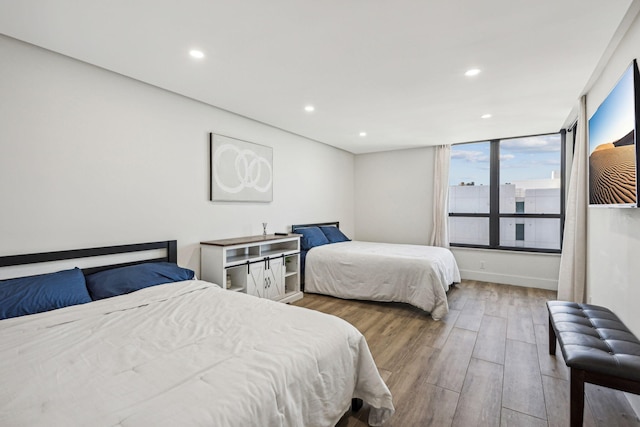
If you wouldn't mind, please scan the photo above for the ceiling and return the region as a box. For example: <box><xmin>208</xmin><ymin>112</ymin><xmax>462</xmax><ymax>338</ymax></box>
<box><xmin>0</xmin><ymin>0</ymin><xmax>634</xmax><ymax>154</ymax></box>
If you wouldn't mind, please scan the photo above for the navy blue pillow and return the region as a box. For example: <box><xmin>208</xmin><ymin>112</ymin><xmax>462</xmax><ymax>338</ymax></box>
<box><xmin>319</xmin><ymin>226</ymin><xmax>351</xmax><ymax>243</ymax></box>
<box><xmin>86</xmin><ymin>262</ymin><xmax>195</xmax><ymax>300</ymax></box>
<box><xmin>0</xmin><ymin>267</ymin><xmax>91</xmax><ymax>320</ymax></box>
<box><xmin>297</xmin><ymin>227</ymin><xmax>330</xmax><ymax>251</ymax></box>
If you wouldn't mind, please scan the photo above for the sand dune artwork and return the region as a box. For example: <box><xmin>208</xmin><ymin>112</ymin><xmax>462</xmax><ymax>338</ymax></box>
<box><xmin>589</xmin><ymin>130</ymin><xmax>636</xmax><ymax>205</ymax></box>
<box><xmin>588</xmin><ymin>61</ymin><xmax>638</xmax><ymax>206</ymax></box>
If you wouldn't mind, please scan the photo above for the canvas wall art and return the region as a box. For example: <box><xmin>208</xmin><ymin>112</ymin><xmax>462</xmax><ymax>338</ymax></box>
<box><xmin>210</xmin><ymin>133</ymin><xmax>273</xmax><ymax>202</ymax></box>
<box><xmin>588</xmin><ymin>60</ymin><xmax>639</xmax><ymax>207</ymax></box>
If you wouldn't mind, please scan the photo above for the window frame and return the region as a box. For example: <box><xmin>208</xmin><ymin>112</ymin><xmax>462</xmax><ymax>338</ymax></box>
<box><xmin>448</xmin><ymin>131</ymin><xmax>566</xmax><ymax>254</ymax></box>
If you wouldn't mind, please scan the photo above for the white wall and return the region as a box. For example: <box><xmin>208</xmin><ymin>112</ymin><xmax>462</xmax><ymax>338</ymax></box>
<box><xmin>354</xmin><ymin>146</ymin><xmax>561</xmax><ymax>289</ymax></box>
<box><xmin>586</xmin><ymin>10</ymin><xmax>640</xmax><ymax>335</ymax></box>
<box><xmin>452</xmin><ymin>248</ymin><xmax>560</xmax><ymax>290</ymax></box>
<box><xmin>0</xmin><ymin>35</ymin><xmax>355</xmax><ymax>275</ymax></box>
<box><xmin>576</xmin><ymin>8</ymin><xmax>640</xmax><ymax>414</ymax></box>
<box><xmin>354</xmin><ymin>148</ymin><xmax>434</xmax><ymax>244</ymax></box>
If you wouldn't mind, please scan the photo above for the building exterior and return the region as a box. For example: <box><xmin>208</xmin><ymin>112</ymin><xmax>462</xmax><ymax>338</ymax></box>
<box><xmin>449</xmin><ymin>172</ymin><xmax>561</xmax><ymax>249</ymax></box>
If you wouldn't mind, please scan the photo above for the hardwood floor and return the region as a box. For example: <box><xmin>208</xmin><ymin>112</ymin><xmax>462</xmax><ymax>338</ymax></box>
<box><xmin>292</xmin><ymin>280</ymin><xmax>640</xmax><ymax>427</ymax></box>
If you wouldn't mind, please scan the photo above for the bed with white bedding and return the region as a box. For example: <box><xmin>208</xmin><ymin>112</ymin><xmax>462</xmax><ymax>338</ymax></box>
<box><xmin>292</xmin><ymin>223</ymin><xmax>461</xmax><ymax>321</ymax></box>
<box><xmin>0</xmin><ymin>241</ymin><xmax>394</xmax><ymax>427</ymax></box>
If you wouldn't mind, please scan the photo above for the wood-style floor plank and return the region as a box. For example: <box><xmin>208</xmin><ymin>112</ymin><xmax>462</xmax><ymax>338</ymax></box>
<box><xmin>455</xmin><ymin>298</ymin><xmax>486</xmax><ymax>332</ymax></box>
<box><xmin>365</xmin><ymin>314</ymin><xmax>429</xmax><ymax>371</ymax></box>
<box><xmin>417</xmin><ymin>309</ymin><xmax>461</xmax><ymax>350</ymax></box>
<box><xmin>384</xmin><ymin>343</ymin><xmax>440</xmax><ymax>403</ymax></box>
<box><xmin>541</xmin><ymin>374</ymin><xmax>570</xmax><ymax>427</ymax></box>
<box><xmin>502</xmin><ymin>339</ymin><xmax>547</xmax><ymax>419</ymax></box>
<box><xmin>293</xmin><ymin>280</ymin><xmax>639</xmax><ymax>427</ymax></box>
<box><xmin>425</xmin><ymin>327</ymin><xmax>477</xmax><ymax>392</ymax></box>
<box><xmin>506</xmin><ymin>304</ymin><xmax>536</xmax><ymax>344</ymax></box>
<box><xmin>586</xmin><ymin>384</ymin><xmax>640</xmax><ymax>427</ymax></box>
<box><xmin>447</xmin><ymin>285</ymin><xmax>469</xmax><ymax>311</ymax></box>
<box><xmin>500</xmin><ymin>408</ymin><xmax>547</xmax><ymax>427</ymax></box>
<box><xmin>541</xmin><ymin>374</ymin><xmax>598</xmax><ymax>427</ymax></box>
<box><xmin>389</xmin><ymin>383</ymin><xmax>459</xmax><ymax>427</ymax></box>
<box><xmin>534</xmin><ymin>323</ymin><xmax>569</xmax><ymax>380</ymax></box>
<box><xmin>452</xmin><ymin>358</ymin><xmax>503</xmax><ymax>427</ymax></box>
<box><xmin>530</xmin><ymin>302</ymin><xmax>550</xmax><ymax>326</ymax></box>
<box><xmin>472</xmin><ymin>314</ymin><xmax>507</xmax><ymax>365</ymax></box>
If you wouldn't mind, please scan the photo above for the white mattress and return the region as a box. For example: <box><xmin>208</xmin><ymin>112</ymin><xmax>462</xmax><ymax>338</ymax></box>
<box><xmin>0</xmin><ymin>280</ymin><xmax>394</xmax><ymax>426</ymax></box>
<box><xmin>305</xmin><ymin>241</ymin><xmax>461</xmax><ymax>320</ymax></box>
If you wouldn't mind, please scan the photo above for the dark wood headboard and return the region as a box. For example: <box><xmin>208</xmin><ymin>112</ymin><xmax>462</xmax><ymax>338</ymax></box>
<box><xmin>291</xmin><ymin>221</ymin><xmax>340</xmax><ymax>232</ymax></box>
<box><xmin>0</xmin><ymin>240</ymin><xmax>177</xmax><ymax>277</ymax></box>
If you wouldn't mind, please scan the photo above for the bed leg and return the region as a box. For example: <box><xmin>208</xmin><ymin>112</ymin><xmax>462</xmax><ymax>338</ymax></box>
<box><xmin>351</xmin><ymin>398</ymin><xmax>363</xmax><ymax>412</ymax></box>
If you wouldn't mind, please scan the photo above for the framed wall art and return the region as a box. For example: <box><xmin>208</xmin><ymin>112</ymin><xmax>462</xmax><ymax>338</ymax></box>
<box><xmin>209</xmin><ymin>133</ymin><xmax>273</xmax><ymax>202</ymax></box>
<box><xmin>588</xmin><ymin>59</ymin><xmax>640</xmax><ymax>207</ymax></box>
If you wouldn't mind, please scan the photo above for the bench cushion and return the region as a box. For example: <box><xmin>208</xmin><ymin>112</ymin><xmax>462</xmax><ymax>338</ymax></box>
<box><xmin>547</xmin><ymin>301</ymin><xmax>640</xmax><ymax>381</ymax></box>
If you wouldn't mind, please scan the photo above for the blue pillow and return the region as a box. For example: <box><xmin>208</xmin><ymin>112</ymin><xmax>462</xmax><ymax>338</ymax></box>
<box><xmin>296</xmin><ymin>227</ymin><xmax>330</xmax><ymax>251</ymax></box>
<box><xmin>0</xmin><ymin>267</ymin><xmax>91</xmax><ymax>320</ymax></box>
<box><xmin>319</xmin><ymin>226</ymin><xmax>351</xmax><ymax>243</ymax></box>
<box><xmin>85</xmin><ymin>262</ymin><xmax>195</xmax><ymax>300</ymax></box>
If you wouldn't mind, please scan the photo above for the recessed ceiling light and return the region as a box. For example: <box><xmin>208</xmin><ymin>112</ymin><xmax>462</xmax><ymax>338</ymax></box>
<box><xmin>465</xmin><ymin>68</ymin><xmax>481</xmax><ymax>77</ymax></box>
<box><xmin>359</xmin><ymin>132</ymin><xmax>367</xmax><ymax>137</ymax></box>
<box><xmin>189</xmin><ymin>49</ymin><xmax>205</xmax><ymax>59</ymax></box>
<box><xmin>304</xmin><ymin>105</ymin><xmax>315</xmax><ymax>112</ymax></box>
<box><xmin>481</xmin><ymin>113</ymin><xmax>492</xmax><ymax>119</ymax></box>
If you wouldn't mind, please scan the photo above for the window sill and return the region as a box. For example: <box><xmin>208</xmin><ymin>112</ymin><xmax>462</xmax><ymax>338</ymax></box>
<box><xmin>449</xmin><ymin>244</ymin><xmax>561</xmax><ymax>255</ymax></box>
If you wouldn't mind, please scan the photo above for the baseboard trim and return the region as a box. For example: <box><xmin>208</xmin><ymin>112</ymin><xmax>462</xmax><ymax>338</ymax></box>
<box><xmin>459</xmin><ymin>269</ymin><xmax>558</xmax><ymax>291</ymax></box>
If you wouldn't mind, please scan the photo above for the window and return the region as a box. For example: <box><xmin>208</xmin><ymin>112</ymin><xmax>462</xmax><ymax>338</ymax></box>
<box><xmin>448</xmin><ymin>133</ymin><xmax>564</xmax><ymax>252</ymax></box>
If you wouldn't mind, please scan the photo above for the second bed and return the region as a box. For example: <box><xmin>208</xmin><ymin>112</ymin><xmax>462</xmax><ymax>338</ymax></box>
<box><xmin>292</xmin><ymin>222</ymin><xmax>460</xmax><ymax>321</ymax></box>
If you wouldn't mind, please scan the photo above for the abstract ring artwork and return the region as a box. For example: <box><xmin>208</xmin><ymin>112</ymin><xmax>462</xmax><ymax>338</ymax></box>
<box><xmin>209</xmin><ymin>133</ymin><xmax>273</xmax><ymax>202</ymax></box>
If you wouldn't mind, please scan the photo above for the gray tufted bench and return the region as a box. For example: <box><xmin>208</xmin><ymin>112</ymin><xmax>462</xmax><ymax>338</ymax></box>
<box><xmin>547</xmin><ymin>301</ymin><xmax>640</xmax><ymax>427</ymax></box>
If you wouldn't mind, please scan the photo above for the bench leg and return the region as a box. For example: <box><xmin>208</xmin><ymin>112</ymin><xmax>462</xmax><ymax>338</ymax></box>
<box><xmin>548</xmin><ymin>313</ymin><xmax>557</xmax><ymax>355</ymax></box>
<box><xmin>570</xmin><ymin>369</ymin><xmax>585</xmax><ymax>427</ymax></box>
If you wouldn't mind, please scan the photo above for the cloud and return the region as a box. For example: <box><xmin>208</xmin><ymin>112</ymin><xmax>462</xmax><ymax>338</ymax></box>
<box><xmin>501</xmin><ymin>135</ymin><xmax>561</xmax><ymax>153</ymax></box>
<box><xmin>451</xmin><ymin>150</ymin><xmax>489</xmax><ymax>163</ymax></box>
<box><xmin>500</xmin><ymin>157</ymin><xmax>560</xmax><ymax>170</ymax></box>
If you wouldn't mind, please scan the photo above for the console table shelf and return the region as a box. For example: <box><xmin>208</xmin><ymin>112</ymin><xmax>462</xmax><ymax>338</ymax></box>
<box><xmin>201</xmin><ymin>234</ymin><xmax>302</xmax><ymax>304</ymax></box>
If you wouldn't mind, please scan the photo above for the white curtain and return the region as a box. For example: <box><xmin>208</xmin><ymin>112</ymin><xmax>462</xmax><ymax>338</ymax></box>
<box><xmin>429</xmin><ymin>144</ymin><xmax>451</xmax><ymax>247</ymax></box>
<box><xmin>557</xmin><ymin>96</ymin><xmax>588</xmax><ymax>302</ymax></box>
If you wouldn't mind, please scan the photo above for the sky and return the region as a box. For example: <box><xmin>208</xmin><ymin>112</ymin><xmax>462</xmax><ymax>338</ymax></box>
<box><xmin>449</xmin><ymin>134</ymin><xmax>562</xmax><ymax>186</ymax></box>
<box><xmin>588</xmin><ymin>63</ymin><xmax>635</xmax><ymax>154</ymax></box>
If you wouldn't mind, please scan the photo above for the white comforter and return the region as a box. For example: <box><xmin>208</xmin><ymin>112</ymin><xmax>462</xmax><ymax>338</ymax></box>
<box><xmin>0</xmin><ymin>280</ymin><xmax>394</xmax><ymax>426</ymax></box>
<box><xmin>306</xmin><ymin>241</ymin><xmax>461</xmax><ymax>320</ymax></box>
